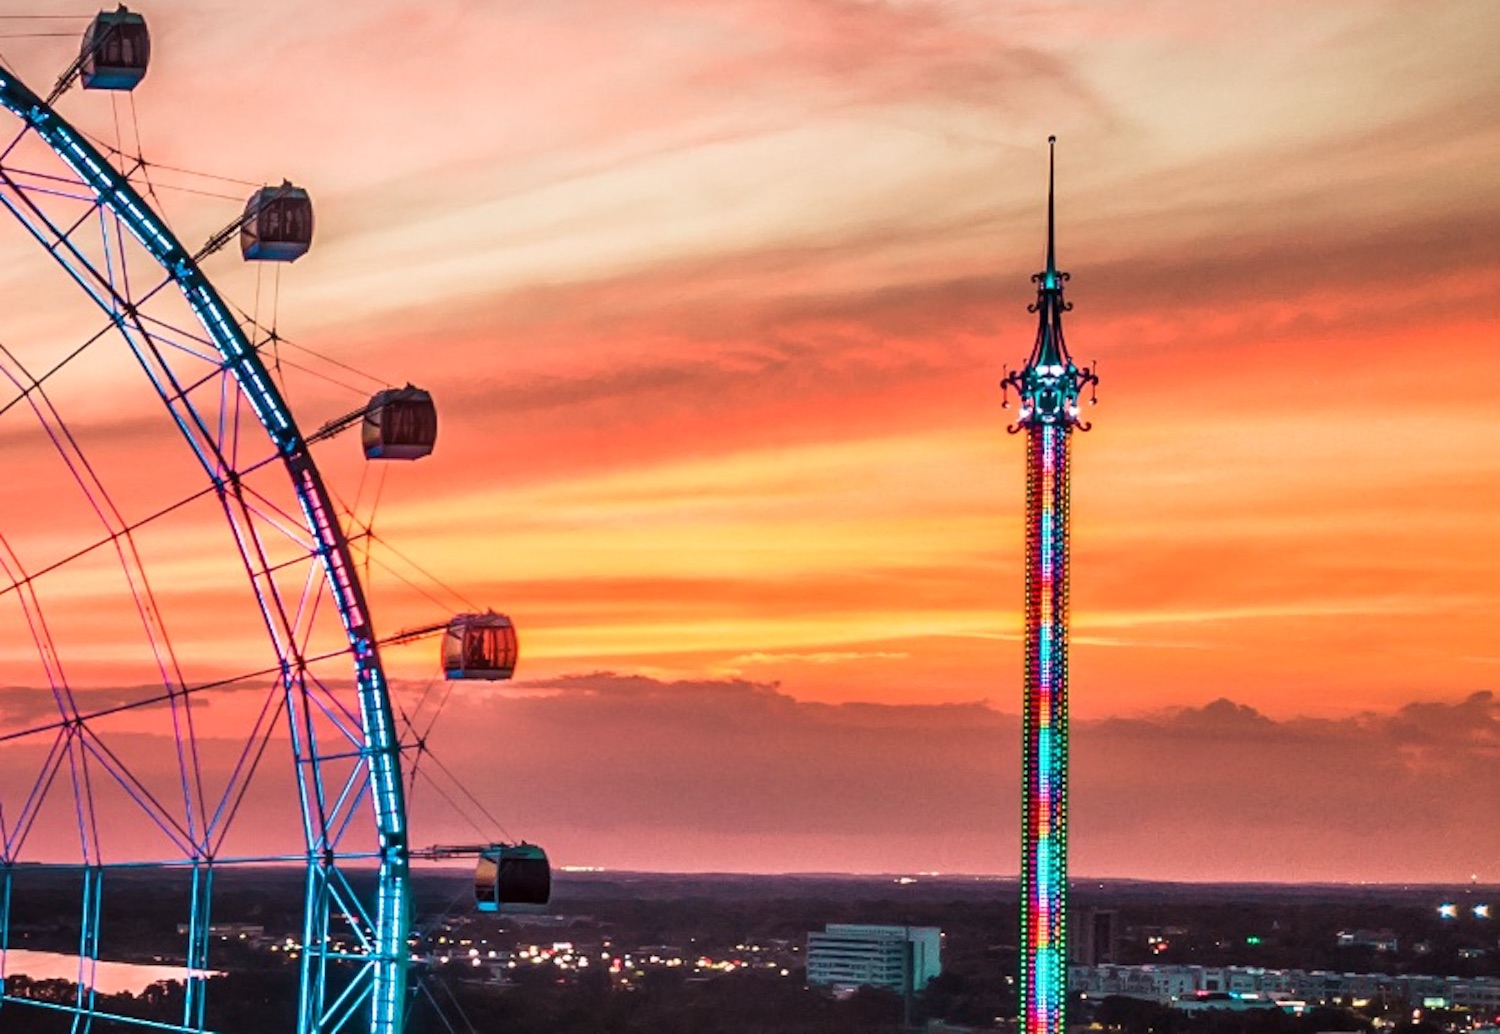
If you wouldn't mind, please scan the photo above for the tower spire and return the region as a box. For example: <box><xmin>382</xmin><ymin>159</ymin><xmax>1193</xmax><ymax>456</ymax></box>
<box><xmin>1045</xmin><ymin>134</ymin><xmax>1057</xmax><ymax>285</ymax></box>
<box><xmin>1001</xmin><ymin>136</ymin><xmax>1097</xmax><ymax>431</ymax></box>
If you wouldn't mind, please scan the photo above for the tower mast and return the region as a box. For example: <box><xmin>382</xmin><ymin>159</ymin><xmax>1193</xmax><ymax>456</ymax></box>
<box><xmin>1002</xmin><ymin>136</ymin><xmax>1097</xmax><ymax>1034</ymax></box>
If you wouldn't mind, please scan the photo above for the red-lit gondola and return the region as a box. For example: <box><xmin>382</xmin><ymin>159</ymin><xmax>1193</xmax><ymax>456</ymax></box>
<box><xmin>475</xmin><ymin>843</ymin><xmax>551</xmax><ymax>911</ymax></box>
<box><xmin>362</xmin><ymin>386</ymin><xmax>437</xmax><ymax>460</ymax></box>
<box><xmin>442</xmin><ymin>612</ymin><xmax>517</xmax><ymax>681</ymax></box>
<box><xmin>80</xmin><ymin>7</ymin><xmax>150</xmax><ymax>91</ymax></box>
<box><xmin>240</xmin><ymin>182</ymin><xmax>314</xmax><ymax>262</ymax></box>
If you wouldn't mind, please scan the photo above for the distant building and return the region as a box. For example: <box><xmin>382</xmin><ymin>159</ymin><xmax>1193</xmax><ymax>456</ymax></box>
<box><xmin>1071</xmin><ymin>963</ymin><xmax>1500</xmax><ymax>1013</ymax></box>
<box><xmin>805</xmin><ymin>924</ymin><xmax>941</xmax><ymax>993</ymax></box>
<box><xmin>1077</xmin><ymin>909</ymin><xmax>1120</xmax><ymax>966</ymax></box>
<box><xmin>174</xmin><ymin>922</ymin><xmax>266</xmax><ymax>943</ymax></box>
<box><xmin>1337</xmin><ymin>929</ymin><xmax>1399</xmax><ymax>952</ymax></box>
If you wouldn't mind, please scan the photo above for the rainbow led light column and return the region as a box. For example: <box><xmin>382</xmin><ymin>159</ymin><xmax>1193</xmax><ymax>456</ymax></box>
<box><xmin>1001</xmin><ymin>137</ymin><xmax>1097</xmax><ymax>1034</ymax></box>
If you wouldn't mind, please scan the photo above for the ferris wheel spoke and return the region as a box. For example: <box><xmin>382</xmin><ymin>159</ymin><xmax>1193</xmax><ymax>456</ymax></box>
<box><xmin>205</xmin><ymin>686</ymin><xmax>287</xmax><ymax>853</ymax></box>
<box><xmin>101</xmin><ymin>202</ymin><xmax>138</xmax><ymax>310</ymax></box>
<box><xmin>217</xmin><ymin>481</ymin><xmax>316</xmax><ymax>644</ymax></box>
<box><xmin>0</xmin><ymin>157</ymin><xmax>168</xmax><ymax>314</ymax></box>
<box><xmin>125</xmin><ymin>328</ymin><xmax>247</xmax><ymax>482</ymax></box>
<box><xmin>0</xmin><ymin>347</ymin><xmax>216</xmax><ymax>848</ymax></box>
<box><xmin>322</xmin><ymin>757</ymin><xmax>374</xmax><ymax>849</ymax></box>
<box><xmin>296</xmin><ymin>750</ymin><xmax>373</xmax><ymax>859</ymax></box>
<box><xmin>183</xmin><ymin>861</ymin><xmax>214</xmax><ymax>1028</ymax></box>
<box><xmin>0</xmin><ymin>173</ymin><xmax>244</xmax><ymax>482</ymax></box>
<box><xmin>316</xmin><ymin>936</ymin><xmax>378</xmax><ymax>1027</ymax></box>
<box><xmin>0</xmin><ymin>535</ymin><xmax>75</xmax><ymax>714</ymax></box>
<box><xmin>0</xmin><ymin>647</ymin><xmax>357</xmax><ymax>750</ymax></box>
<box><xmin>238</xmin><ymin>479</ymin><xmax>320</xmax><ymax>555</ymax></box>
<box><xmin>0</xmin><ymin>321</ymin><xmax>115</xmax><ymax>422</ymax></box>
<box><xmin>300</xmin><ymin>668</ymin><xmax>368</xmax><ymax>748</ymax></box>
<box><xmin>65</xmin><ymin>727</ymin><xmax>100</xmax><ymax>862</ymax></box>
<box><xmin>74</xmin><ymin>865</ymin><xmax>104</xmax><ymax>1013</ymax></box>
<box><xmin>0</xmin><ymin>449</ymin><xmax>285</xmax><ymax>610</ymax></box>
<box><xmin>289</xmin><ymin>683</ymin><xmax>337</xmax><ymax>849</ymax></box>
<box><xmin>114</xmin><ymin>302</ymin><xmax>228</xmax><ymax>371</ymax></box>
<box><xmin>0</xmin><ymin>537</ymin><xmax>121</xmax><ymax>867</ymax></box>
<box><xmin>0</xmin><ymin>184</ymin><xmax>245</xmax><ymax>485</ymax></box>
<box><xmin>75</xmin><ymin>724</ymin><xmax>198</xmax><ymax>856</ymax></box>
<box><xmin>0</xmin><ymin>726</ymin><xmax>68</xmax><ymax>860</ymax></box>
<box><xmin>62</xmin><ymin>181</ymin><xmax>113</xmax><ymax>249</ymax></box>
<box><xmin>324</xmin><ymin>868</ymin><xmax>379</xmax><ymax>954</ymax></box>
<box><xmin>0</xmin><ymin>118</ymin><xmax>30</xmax><ymax>164</ymax></box>
<box><xmin>0</xmin><ymin>165</ymin><xmax>94</xmax><ymax>203</ymax></box>
<box><xmin>0</xmin><ymin>284</ymin><xmax>219</xmax><ymax>440</ymax></box>
<box><xmin>0</xmin><ymin>155</ymin><xmax>109</xmax><ymax>243</ymax></box>
<box><xmin>0</xmin><ymin>997</ymin><xmax>214</xmax><ymax>1034</ymax></box>
<box><xmin>288</xmin><ymin>560</ymin><xmax>330</xmax><ymax>666</ymax></box>
<box><xmin>135</xmin><ymin>305</ymin><xmax>223</xmax><ymax>358</ymax></box>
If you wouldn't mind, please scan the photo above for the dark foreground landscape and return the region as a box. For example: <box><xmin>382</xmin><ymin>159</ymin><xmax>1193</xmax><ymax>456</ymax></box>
<box><xmin>5</xmin><ymin>870</ymin><xmax>1500</xmax><ymax>1032</ymax></box>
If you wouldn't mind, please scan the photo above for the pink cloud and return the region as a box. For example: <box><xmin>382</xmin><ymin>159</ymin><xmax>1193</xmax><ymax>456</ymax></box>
<box><xmin>397</xmin><ymin>675</ymin><xmax>1500</xmax><ymax>880</ymax></box>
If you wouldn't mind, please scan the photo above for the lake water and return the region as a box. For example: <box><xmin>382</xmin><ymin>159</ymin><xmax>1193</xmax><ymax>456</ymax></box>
<box><xmin>3</xmin><ymin>950</ymin><xmax>221</xmax><ymax>995</ymax></box>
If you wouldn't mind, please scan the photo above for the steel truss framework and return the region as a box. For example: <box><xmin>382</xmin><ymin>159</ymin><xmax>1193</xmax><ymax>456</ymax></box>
<box><xmin>0</xmin><ymin>65</ymin><xmax>408</xmax><ymax>1034</ymax></box>
<box><xmin>1002</xmin><ymin>137</ymin><xmax>1098</xmax><ymax>1034</ymax></box>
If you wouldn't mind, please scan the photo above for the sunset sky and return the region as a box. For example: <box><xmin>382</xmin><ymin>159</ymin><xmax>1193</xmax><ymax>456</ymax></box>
<box><xmin>1</xmin><ymin>0</ymin><xmax>1499</xmax><ymax>882</ymax></box>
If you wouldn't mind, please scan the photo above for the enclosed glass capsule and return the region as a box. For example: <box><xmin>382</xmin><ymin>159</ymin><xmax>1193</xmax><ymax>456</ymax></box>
<box><xmin>475</xmin><ymin>843</ymin><xmax>551</xmax><ymax>911</ymax></box>
<box><xmin>240</xmin><ymin>183</ymin><xmax>314</xmax><ymax>262</ymax></box>
<box><xmin>442</xmin><ymin>612</ymin><xmax>517</xmax><ymax>681</ymax></box>
<box><xmin>81</xmin><ymin>7</ymin><xmax>151</xmax><ymax>91</ymax></box>
<box><xmin>362</xmin><ymin>386</ymin><xmax>437</xmax><ymax>460</ymax></box>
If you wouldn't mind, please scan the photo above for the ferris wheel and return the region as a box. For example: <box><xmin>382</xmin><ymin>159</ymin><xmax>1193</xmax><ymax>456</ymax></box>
<box><xmin>0</xmin><ymin>10</ymin><xmax>542</xmax><ymax>1034</ymax></box>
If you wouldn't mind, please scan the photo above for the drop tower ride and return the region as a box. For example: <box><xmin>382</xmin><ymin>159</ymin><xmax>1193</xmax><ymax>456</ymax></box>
<box><xmin>1001</xmin><ymin>137</ymin><xmax>1097</xmax><ymax>1034</ymax></box>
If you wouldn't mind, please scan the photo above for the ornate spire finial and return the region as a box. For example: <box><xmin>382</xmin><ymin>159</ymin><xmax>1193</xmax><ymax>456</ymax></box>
<box><xmin>1000</xmin><ymin>137</ymin><xmax>1099</xmax><ymax>432</ymax></box>
<box><xmin>1046</xmin><ymin>135</ymin><xmax>1057</xmax><ymax>284</ymax></box>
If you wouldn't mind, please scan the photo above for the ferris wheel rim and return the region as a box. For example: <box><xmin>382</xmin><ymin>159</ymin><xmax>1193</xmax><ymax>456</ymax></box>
<box><xmin>0</xmin><ymin>65</ymin><xmax>410</xmax><ymax>1034</ymax></box>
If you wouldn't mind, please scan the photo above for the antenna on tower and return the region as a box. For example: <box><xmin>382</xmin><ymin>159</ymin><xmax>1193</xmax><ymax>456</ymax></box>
<box><xmin>1045</xmin><ymin>135</ymin><xmax>1057</xmax><ymax>281</ymax></box>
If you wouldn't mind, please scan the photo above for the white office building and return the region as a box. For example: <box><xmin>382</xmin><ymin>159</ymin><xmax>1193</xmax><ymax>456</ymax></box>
<box><xmin>806</xmin><ymin>924</ymin><xmax>942</xmax><ymax>993</ymax></box>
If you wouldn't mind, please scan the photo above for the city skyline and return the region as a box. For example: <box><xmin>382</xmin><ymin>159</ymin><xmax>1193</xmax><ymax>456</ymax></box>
<box><xmin>0</xmin><ymin>1</ymin><xmax>1497</xmax><ymax>882</ymax></box>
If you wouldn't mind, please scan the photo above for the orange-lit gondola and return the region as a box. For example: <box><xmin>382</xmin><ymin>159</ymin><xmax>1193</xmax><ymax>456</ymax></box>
<box><xmin>362</xmin><ymin>386</ymin><xmax>437</xmax><ymax>460</ymax></box>
<box><xmin>442</xmin><ymin>612</ymin><xmax>518</xmax><ymax>681</ymax></box>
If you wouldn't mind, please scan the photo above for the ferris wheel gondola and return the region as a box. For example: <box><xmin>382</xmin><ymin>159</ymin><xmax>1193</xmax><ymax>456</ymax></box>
<box><xmin>80</xmin><ymin>6</ymin><xmax>151</xmax><ymax>91</ymax></box>
<box><xmin>363</xmin><ymin>385</ymin><xmax>438</xmax><ymax>459</ymax></box>
<box><xmin>380</xmin><ymin>611</ymin><xmax>521</xmax><ymax>682</ymax></box>
<box><xmin>240</xmin><ymin>182</ymin><xmax>314</xmax><ymax>262</ymax></box>
<box><xmin>442</xmin><ymin>612</ymin><xmax>519</xmax><ymax>681</ymax></box>
<box><xmin>409</xmin><ymin>842</ymin><xmax>554</xmax><ymax>911</ymax></box>
<box><xmin>307</xmin><ymin>384</ymin><xmax>439</xmax><ymax>460</ymax></box>
<box><xmin>475</xmin><ymin>843</ymin><xmax>552</xmax><ymax>908</ymax></box>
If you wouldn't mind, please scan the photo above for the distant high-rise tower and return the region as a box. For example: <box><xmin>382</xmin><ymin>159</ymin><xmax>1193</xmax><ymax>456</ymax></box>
<box><xmin>1001</xmin><ymin>137</ymin><xmax>1097</xmax><ymax>1034</ymax></box>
